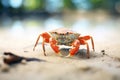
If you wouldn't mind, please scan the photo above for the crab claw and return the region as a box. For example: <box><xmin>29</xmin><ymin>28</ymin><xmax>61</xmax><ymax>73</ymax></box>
<box><xmin>65</xmin><ymin>40</ymin><xmax>80</xmax><ymax>58</ymax></box>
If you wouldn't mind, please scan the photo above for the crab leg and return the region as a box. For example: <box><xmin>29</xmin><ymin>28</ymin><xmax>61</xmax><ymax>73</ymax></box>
<box><xmin>50</xmin><ymin>38</ymin><xmax>62</xmax><ymax>56</ymax></box>
<box><xmin>42</xmin><ymin>40</ymin><xmax>46</xmax><ymax>56</ymax></box>
<box><xmin>33</xmin><ymin>32</ymin><xmax>50</xmax><ymax>56</ymax></box>
<box><xmin>33</xmin><ymin>34</ymin><xmax>41</xmax><ymax>51</ymax></box>
<box><xmin>90</xmin><ymin>36</ymin><xmax>95</xmax><ymax>51</ymax></box>
<box><xmin>86</xmin><ymin>42</ymin><xmax>90</xmax><ymax>58</ymax></box>
<box><xmin>79</xmin><ymin>39</ymin><xmax>90</xmax><ymax>58</ymax></box>
<box><xmin>79</xmin><ymin>35</ymin><xmax>95</xmax><ymax>51</ymax></box>
<box><xmin>66</xmin><ymin>40</ymin><xmax>80</xmax><ymax>57</ymax></box>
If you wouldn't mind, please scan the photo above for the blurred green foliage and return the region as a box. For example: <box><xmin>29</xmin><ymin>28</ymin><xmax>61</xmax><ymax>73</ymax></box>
<box><xmin>0</xmin><ymin>0</ymin><xmax>120</xmax><ymax>15</ymax></box>
<box><xmin>90</xmin><ymin>0</ymin><xmax>106</xmax><ymax>9</ymax></box>
<box><xmin>23</xmin><ymin>0</ymin><xmax>45</xmax><ymax>11</ymax></box>
<box><xmin>63</xmin><ymin>0</ymin><xmax>76</xmax><ymax>9</ymax></box>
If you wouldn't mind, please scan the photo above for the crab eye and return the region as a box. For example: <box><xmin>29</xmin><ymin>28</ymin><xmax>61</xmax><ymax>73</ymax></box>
<box><xmin>66</xmin><ymin>32</ymin><xmax>69</xmax><ymax>34</ymax></box>
<box><xmin>60</xmin><ymin>33</ymin><xmax>64</xmax><ymax>35</ymax></box>
<box><xmin>54</xmin><ymin>32</ymin><xmax>57</xmax><ymax>34</ymax></box>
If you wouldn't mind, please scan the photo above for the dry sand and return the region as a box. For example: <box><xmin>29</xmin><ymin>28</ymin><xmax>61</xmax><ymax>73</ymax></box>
<box><xmin>0</xmin><ymin>27</ymin><xmax>120</xmax><ymax>80</ymax></box>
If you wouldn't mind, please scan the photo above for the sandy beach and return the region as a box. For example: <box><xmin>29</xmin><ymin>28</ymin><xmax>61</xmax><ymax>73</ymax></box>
<box><xmin>0</xmin><ymin>26</ymin><xmax>120</xmax><ymax>80</ymax></box>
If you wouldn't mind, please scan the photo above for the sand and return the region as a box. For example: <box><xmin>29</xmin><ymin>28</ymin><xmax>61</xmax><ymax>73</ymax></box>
<box><xmin>0</xmin><ymin>27</ymin><xmax>120</xmax><ymax>80</ymax></box>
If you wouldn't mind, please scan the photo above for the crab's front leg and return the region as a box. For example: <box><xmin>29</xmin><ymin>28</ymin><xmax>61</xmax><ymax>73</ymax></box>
<box><xmin>33</xmin><ymin>32</ymin><xmax>51</xmax><ymax>56</ymax></box>
<box><xmin>33</xmin><ymin>34</ymin><xmax>41</xmax><ymax>51</ymax></box>
<box><xmin>66</xmin><ymin>39</ymin><xmax>80</xmax><ymax>57</ymax></box>
<box><xmin>50</xmin><ymin>38</ymin><xmax>62</xmax><ymax>56</ymax></box>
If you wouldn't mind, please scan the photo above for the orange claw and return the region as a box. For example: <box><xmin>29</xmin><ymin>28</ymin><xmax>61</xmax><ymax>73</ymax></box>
<box><xmin>67</xmin><ymin>39</ymin><xmax>80</xmax><ymax>57</ymax></box>
<box><xmin>50</xmin><ymin>38</ymin><xmax>60</xmax><ymax>53</ymax></box>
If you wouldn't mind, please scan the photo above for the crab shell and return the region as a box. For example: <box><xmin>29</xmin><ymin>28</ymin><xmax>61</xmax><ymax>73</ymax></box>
<box><xmin>49</xmin><ymin>28</ymin><xmax>80</xmax><ymax>46</ymax></box>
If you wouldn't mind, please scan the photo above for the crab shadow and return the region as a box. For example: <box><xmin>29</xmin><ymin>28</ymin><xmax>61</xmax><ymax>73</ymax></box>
<box><xmin>60</xmin><ymin>48</ymin><xmax>99</xmax><ymax>59</ymax></box>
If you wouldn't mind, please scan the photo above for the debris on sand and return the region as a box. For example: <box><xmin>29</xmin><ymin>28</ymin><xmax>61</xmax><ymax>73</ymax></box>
<box><xmin>3</xmin><ymin>52</ymin><xmax>45</xmax><ymax>65</ymax></box>
<box><xmin>3</xmin><ymin>52</ymin><xmax>25</xmax><ymax>65</ymax></box>
<box><xmin>101</xmin><ymin>50</ymin><xmax>105</xmax><ymax>55</ymax></box>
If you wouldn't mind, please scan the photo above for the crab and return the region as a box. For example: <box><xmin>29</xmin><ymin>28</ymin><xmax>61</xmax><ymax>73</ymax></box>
<box><xmin>33</xmin><ymin>28</ymin><xmax>95</xmax><ymax>58</ymax></box>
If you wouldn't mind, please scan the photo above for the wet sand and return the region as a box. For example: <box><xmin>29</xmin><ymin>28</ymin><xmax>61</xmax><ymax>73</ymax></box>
<box><xmin>0</xmin><ymin>27</ymin><xmax>120</xmax><ymax>80</ymax></box>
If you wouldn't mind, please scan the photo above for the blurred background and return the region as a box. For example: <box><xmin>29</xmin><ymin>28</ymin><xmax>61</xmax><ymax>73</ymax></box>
<box><xmin>1</xmin><ymin>1</ymin><xmax>120</xmax><ymax>80</ymax></box>
<box><xmin>0</xmin><ymin>0</ymin><xmax>120</xmax><ymax>41</ymax></box>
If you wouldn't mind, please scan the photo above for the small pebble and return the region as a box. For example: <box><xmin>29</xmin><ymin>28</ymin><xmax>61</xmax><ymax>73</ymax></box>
<box><xmin>101</xmin><ymin>50</ymin><xmax>105</xmax><ymax>53</ymax></box>
<box><xmin>77</xmin><ymin>65</ymin><xmax>91</xmax><ymax>72</ymax></box>
<box><xmin>80</xmin><ymin>66</ymin><xmax>91</xmax><ymax>71</ymax></box>
<box><xmin>101</xmin><ymin>50</ymin><xmax>105</xmax><ymax>55</ymax></box>
<box><xmin>24</xmin><ymin>51</ymin><xmax>29</xmax><ymax>53</ymax></box>
<box><xmin>21</xmin><ymin>59</ymin><xmax>27</xmax><ymax>65</ymax></box>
